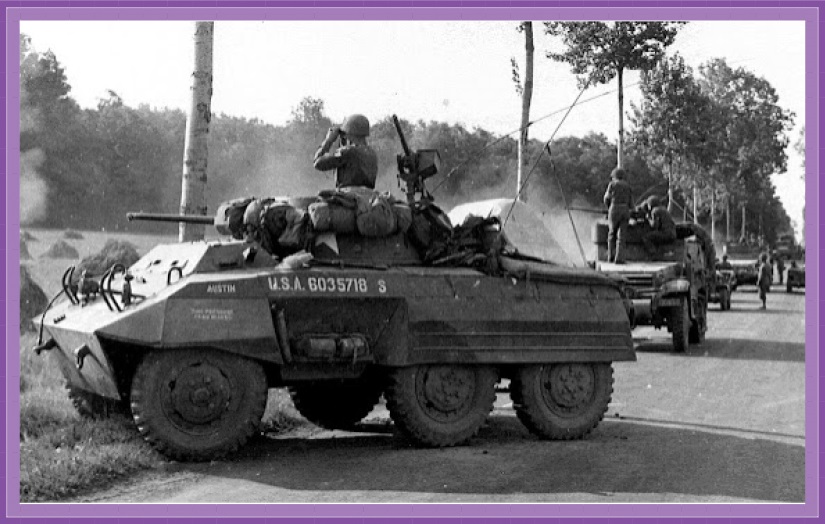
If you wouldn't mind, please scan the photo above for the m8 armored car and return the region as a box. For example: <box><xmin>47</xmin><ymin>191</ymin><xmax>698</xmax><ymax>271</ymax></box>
<box><xmin>33</xmin><ymin>119</ymin><xmax>635</xmax><ymax>461</ymax></box>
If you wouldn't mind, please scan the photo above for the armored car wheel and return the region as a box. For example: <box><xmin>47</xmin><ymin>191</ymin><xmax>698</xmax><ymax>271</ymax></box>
<box><xmin>67</xmin><ymin>385</ymin><xmax>129</xmax><ymax>419</ymax></box>
<box><xmin>290</xmin><ymin>378</ymin><xmax>383</xmax><ymax>430</ymax></box>
<box><xmin>671</xmin><ymin>297</ymin><xmax>690</xmax><ymax>353</ymax></box>
<box><xmin>511</xmin><ymin>363</ymin><xmax>613</xmax><ymax>440</ymax></box>
<box><xmin>386</xmin><ymin>364</ymin><xmax>497</xmax><ymax>447</ymax></box>
<box><xmin>130</xmin><ymin>349</ymin><xmax>268</xmax><ymax>461</ymax></box>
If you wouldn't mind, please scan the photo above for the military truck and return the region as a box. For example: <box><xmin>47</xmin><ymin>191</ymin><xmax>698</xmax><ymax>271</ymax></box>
<box><xmin>593</xmin><ymin>219</ymin><xmax>713</xmax><ymax>352</ymax></box>
<box><xmin>786</xmin><ymin>260</ymin><xmax>805</xmax><ymax>292</ymax></box>
<box><xmin>723</xmin><ymin>242</ymin><xmax>762</xmax><ymax>288</ymax></box>
<box><xmin>33</xmin><ymin>119</ymin><xmax>635</xmax><ymax>461</ymax></box>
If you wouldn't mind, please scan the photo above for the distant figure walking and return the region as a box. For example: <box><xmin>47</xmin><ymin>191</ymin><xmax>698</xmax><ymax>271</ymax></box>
<box><xmin>603</xmin><ymin>167</ymin><xmax>633</xmax><ymax>264</ymax></box>
<box><xmin>757</xmin><ymin>253</ymin><xmax>772</xmax><ymax>309</ymax></box>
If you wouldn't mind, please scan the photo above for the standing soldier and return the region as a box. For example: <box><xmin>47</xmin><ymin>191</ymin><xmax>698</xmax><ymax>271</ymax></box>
<box><xmin>757</xmin><ymin>253</ymin><xmax>772</xmax><ymax>309</ymax></box>
<box><xmin>776</xmin><ymin>253</ymin><xmax>786</xmax><ymax>284</ymax></box>
<box><xmin>603</xmin><ymin>167</ymin><xmax>633</xmax><ymax>264</ymax></box>
<box><xmin>641</xmin><ymin>195</ymin><xmax>677</xmax><ymax>254</ymax></box>
<box><xmin>314</xmin><ymin>114</ymin><xmax>378</xmax><ymax>189</ymax></box>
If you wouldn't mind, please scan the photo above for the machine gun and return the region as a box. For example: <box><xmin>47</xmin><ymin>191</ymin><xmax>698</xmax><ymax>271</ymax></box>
<box><xmin>393</xmin><ymin>114</ymin><xmax>442</xmax><ymax>203</ymax></box>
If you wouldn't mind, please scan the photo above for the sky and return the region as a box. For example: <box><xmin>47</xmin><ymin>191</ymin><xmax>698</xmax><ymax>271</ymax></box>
<box><xmin>19</xmin><ymin>18</ymin><xmax>808</xmax><ymax>238</ymax></box>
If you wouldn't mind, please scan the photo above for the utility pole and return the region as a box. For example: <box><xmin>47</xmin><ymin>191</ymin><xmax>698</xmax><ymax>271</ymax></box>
<box><xmin>179</xmin><ymin>21</ymin><xmax>214</xmax><ymax>242</ymax></box>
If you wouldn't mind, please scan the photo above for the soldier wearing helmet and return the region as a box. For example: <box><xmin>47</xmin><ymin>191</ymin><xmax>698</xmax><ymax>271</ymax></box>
<box><xmin>602</xmin><ymin>167</ymin><xmax>633</xmax><ymax>264</ymax></box>
<box><xmin>314</xmin><ymin>114</ymin><xmax>379</xmax><ymax>189</ymax></box>
<box><xmin>641</xmin><ymin>195</ymin><xmax>677</xmax><ymax>253</ymax></box>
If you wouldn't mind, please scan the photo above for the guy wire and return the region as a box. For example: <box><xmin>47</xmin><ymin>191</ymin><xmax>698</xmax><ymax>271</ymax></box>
<box><xmin>500</xmin><ymin>81</ymin><xmax>591</xmax><ymax>265</ymax></box>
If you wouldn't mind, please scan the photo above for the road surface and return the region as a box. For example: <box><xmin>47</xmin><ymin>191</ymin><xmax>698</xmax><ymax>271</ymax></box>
<box><xmin>70</xmin><ymin>284</ymin><xmax>807</xmax><ymax>504</ymax></box>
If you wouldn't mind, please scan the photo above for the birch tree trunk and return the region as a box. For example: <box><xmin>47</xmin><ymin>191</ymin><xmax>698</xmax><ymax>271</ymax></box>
<box><xmin>179</xmin><ymin>21</ymin><xmax>214</xmax><ymax>242</ymax></box>
<box><xmin>726</xmin><ymin>198</ymin><xmax>731</xmax><ymax>242</ymax></box>
<box><xmin>516</xmin><ymin>22</ymin><xmax>534</xmax><ymax>202</ymax></box>
<box><xmin>741</xmin><ymin>204</ymin><xmax>746</xmax><ymax>242</ymax></box>
<box><xmin>692</xmin><ymin>182</ymin><xmax>698</xmax><ymax>225</ymax></box>
<box><xmin>710</xmin><ymin>188</ymin><xmax>716</xmax><ymax>243</ymax></box>
<box><xmin>616</xmin><ymin>67</ymin><xmax>624</xmax><ymax>169</ymax></box>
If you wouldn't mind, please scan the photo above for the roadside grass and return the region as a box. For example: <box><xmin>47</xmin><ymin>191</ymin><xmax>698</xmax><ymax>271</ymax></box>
<box><xmin>18</xmin><ymin>229</ymin><xmax>310</xmax><ymax>501</ymax></box>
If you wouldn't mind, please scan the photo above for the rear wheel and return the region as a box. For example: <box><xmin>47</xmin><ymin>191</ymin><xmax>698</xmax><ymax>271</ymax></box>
<box><xmin>386</xmin><ymin>364</ymin><xmax>497</xmax><ymax>447</ymax></box>
<box><xmin>67</xmin><ymin>385</ymin><xmax>129</xmax><ymax>419</ymax></box>
<box><xmin>672</xmin><ymin>297</ymin><xmax>690</xmax><ymax>353</ymax></box>
<box><xmin>130</xmin><ymin>349</ymin><xmax>268</xmax><ymax>461</ymax></box>
<box><xmin>511</xmin><ymin>363</ymin><xmax>613</xmax><ymax>440</ymax></box>
<box><xmin>290</xmin><ymin>378</ymin><xmax>383</xmax><ymax>430</ymax></box>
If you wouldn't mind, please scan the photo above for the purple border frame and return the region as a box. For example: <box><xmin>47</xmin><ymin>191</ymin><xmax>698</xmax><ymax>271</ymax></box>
<box><xmin>2</xmin><ymin>1</ymin><xmax>820</xmax><ymax>522</ymax></box>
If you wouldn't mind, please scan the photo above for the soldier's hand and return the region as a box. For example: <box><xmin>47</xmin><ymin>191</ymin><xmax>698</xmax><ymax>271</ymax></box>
<box><xmin>324</xmin><ymin>126</ymin><xmax>341</xmax><ymax>144</ymax></box>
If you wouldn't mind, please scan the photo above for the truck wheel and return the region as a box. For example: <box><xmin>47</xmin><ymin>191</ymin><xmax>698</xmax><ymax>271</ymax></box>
<box><xmin>386</xmin><ymin>364</ymin><xmax>497</xmax><ymax>447</ymax></box>
<box><xmin>130</xmin><ymin>349</ymin><xmax>268</xmax><ymax>461</ymax></box>
<box><xmin>290</xmin><ymin>379</ymin><xmax>383</xmax><ymax>430</ymax></box>
<box><xmin>786</xmin><ymin>283</ymin><xmax>793</xmax><ymax>293</ymax></box>
<box><xmin>672</xmin><ymin>297</ymin><xmax>690</xmax><ymax>353</ymax></box>
<box><xmin>511</xmin><ymin>363</ymin><xmax>613</xmax><ymax>440</ymax></box>
<box><xmin>67</xmin><ymin>385</ymin><xmax>129</xmax><ymax>419</ymax></box>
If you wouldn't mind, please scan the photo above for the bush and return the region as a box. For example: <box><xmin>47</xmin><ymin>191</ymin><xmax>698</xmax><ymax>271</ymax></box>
<box><xmin>77</xmin><ymin>240</ymin><xmax>141</xmax><ymax>277</ymax></box>
<box><xmin>40</xmin><ymin>240</ymin><xmax>79</xmax><ymax>259</ymax></box>
<box><xmin>20</xmin><ymin>266</ymin><xmax>47</xmax><ymax>332</ymax></box>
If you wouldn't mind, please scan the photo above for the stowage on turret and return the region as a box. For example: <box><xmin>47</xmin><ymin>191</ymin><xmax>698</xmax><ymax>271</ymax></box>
<box><xmin>34</xmin><ymin>115</ymin><xmax>636</xmax><ymax>461</ymax></box>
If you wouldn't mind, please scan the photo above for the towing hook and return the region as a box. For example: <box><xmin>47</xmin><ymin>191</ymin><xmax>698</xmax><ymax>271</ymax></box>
<box><xmin>74</xmin><ymin>344</ymin><xmax>92</xmax><ymax>370</ymax></box>
<box><xmin>32</xmin><ymin>338</ymin><xmax>58</xmax><ymax>356</ymax></box>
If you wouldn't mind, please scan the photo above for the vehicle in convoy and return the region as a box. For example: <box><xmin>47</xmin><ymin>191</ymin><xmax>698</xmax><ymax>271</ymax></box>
<box><xmin>593</xmin><ymin>218</ymin><xmax>714</xmax><ymax>352</ymax></box>
<box><xmin>776</xmin><ymin>233</ymin><xmax>800</xmax><ymax>260</ymax></box>
<box><xmin>709</xmin><ymin>268</ymin><xmax>734</xmax><ymax>311</ymax></box>
<box><xmin>33</xmin><ymin>119</ymin><xmax>635</xmax><ymax>461</ymax></box>
<box><xmin>723</xmin><ymin>243</ymin><xmax>761</xmax><ymax>288</ymax></box>
<box><xmin>786</xmin><ymin>261</ymin><xmax>805</xmax><ymax>293</ymax></box>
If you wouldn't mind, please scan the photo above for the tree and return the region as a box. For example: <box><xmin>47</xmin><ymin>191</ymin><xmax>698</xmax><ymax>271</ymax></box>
<box><xmin>511</xmin><ymin>22</ymin><xmax>534</xmax><ymax>201</ymax></box>
<box><xmin>544</xmin><ymin>21</ymin><xmax>684</xmax><ymax>168</ymax></box>
<box><xmin>179</xmin><ymin>21</ymin><xmax>214</xmax><ymax>241</ymax></box>
<box><xmin>697</xmin><ymin>58</ymin><xmax>794</xmax><ymax>242</ymax></box>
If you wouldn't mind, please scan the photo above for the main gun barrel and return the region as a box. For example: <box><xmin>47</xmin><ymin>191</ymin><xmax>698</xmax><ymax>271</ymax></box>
<box><xmin>127</xmin><ymin>212</ymin><xmax>215</xmax><ymax>225</ymax></box>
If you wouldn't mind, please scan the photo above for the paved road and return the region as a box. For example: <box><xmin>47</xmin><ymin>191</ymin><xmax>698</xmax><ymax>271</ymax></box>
<box><xmin>72</xmin><ymin>285</ymin><xmax>807</xmax><ymax>504</ymax></box>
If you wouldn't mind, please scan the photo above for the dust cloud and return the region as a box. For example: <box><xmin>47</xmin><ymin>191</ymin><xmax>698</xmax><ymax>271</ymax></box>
<box><xmin>20</xmin><ymin>149</ymin><xmax>48</xmax><ymax>225</ymax></box>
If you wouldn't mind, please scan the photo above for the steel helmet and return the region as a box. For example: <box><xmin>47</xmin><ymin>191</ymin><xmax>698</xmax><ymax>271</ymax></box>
<box><xmin>341</xmin><ymin>114</ymin><xmax>370</xmax><ymax>137</ymax></box>
<box><xmin>243</xmin><ymin>199</ymin><xmax>264</xmax><ymax>227</ymax></box>
<box><xmin>611</xmin><ymin>167</ymin><xmax>626</xmax><ymax>180</ymax></box>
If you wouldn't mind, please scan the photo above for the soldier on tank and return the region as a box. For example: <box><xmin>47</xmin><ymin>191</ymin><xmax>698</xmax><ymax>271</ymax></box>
<box><xmin>641</xmin><ymin>196</ymin><xmax>677</xmax><ymax>254</ymax></box>
<box><xmin>314</xmin><ymin>114</ymin><xmax>379</xmax><ymax>189</ymax></box>
<box><xmin>602</xmin><ymin>167</ymin><xmax>633</xmax><ymax>264</ymax></box>
<box><xmin>718</xmin><ymin>254</ymin><xmax>733</xmax><ymax>270</ymax></box>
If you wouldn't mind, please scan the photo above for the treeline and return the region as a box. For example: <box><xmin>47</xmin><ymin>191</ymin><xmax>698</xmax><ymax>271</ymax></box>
<box><xmin>20</xmin><ymin>34</ymin><xmax>791</xmax><ymax>242</ymax></box>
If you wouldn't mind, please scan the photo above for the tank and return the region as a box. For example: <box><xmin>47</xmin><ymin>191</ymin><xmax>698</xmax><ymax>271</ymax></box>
<box><xmin>593</xmin><ymin>217</ymin><xmax>714</xmax><ymax>352</ymax></box>
<box><xmin>32</xmin><ymin>117</ymin><xmax>635</xmax><ymax>461</ymax></box>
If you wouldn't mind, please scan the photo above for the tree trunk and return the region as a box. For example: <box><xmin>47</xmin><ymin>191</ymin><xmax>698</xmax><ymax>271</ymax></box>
<box><xmin>692</xmin><ymin>183</ymin><xmax>698</xmax><ymax>225</ymax></box>
<box><xmin>667</xmin><ymin>158</ymin><xmax>673</xmax><ymax>213</ymax></box>
<box><xmin>741</xmin><ymin>204</ymin><xmax>746</xmax><ymax>242</ymax></box>
<box><xmin>616</xmin><ymin>67</ymin><xmax>624</xmax><ymax>169</ymax></box>
<box><xmin>179</xmin><ymin>21</ymin><xmax>214</xmax><ymax>242</ymax></box>
<box><xmin>516</xmin><ymin>22</ymin><xmax>534</xmax><ymax>202</ymax></box>
<box><xmin>726</xmin><ymin>198</ymin><xmax>731</xmax><ymax>242</ymax></box>
<box><xmin>710</xmin><ymin>189</ymin><xmax>716</xmax><ymax>243</ymax></box>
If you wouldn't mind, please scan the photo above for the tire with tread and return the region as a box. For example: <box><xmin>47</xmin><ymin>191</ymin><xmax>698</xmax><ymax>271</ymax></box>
<box><xmin>290</xmin><ymin>379</ymin><xmax>383</xmax><ymax>430</ymax></box>
<box><xmin>130</xmin><ymin>349</ymin><xmax>268</xmax><ymax>461</ymax></box>
<box><xmin>672</xmin><ymin>297</ymin><xmax>690</xmax><ymax>353</ymax></box>
<box><xmin>67</xmin><ymin>385</ymin><xmax>129</xmax><ymax>419</ymax></box>
<box><xmin>386</xmin><ymin>364</ymin><xmax>497</xmax><ymax>447</ymax></box>
<box><xmin>511</xmin><ymin>363</ymin><xmax>613</xmax><ymax>440</ymax></box>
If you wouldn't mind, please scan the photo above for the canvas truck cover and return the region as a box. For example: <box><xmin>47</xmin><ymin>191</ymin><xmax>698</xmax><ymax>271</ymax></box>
<box><xmin>449</xmin><ymin>199</ymin><xmax>573</xmax><ymax>266</ymax></box>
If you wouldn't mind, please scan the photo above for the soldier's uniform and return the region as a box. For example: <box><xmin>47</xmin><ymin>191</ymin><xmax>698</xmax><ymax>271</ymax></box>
<box><xmin>603</xmin><ymin>169</ymin><xmax>633</xmax><ymax>263</ymax></box>
<box><xmin>314</xmin><ymin>114</ymin><xmax>378</xmax><ymax>189</ymax></box>
<box><xmin>314</xmin><ymin>144</ymin><xmax>378</xmax><ymax>189</ymax></box>
<box><xmin>642</xmin><ymin>197</ymin><xmax>677</xmax><ymax>253</ymax></box>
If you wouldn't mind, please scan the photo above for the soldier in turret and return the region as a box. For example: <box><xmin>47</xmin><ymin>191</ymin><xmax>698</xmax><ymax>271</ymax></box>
<box><xmin>314</xmin><ymin>114</ymin><xmax>379</xmax><ymax>189</ymax></box>
<box><xmin>603</xmin><ymin>167</ymin><xmax>633</xmax><ymax>264</ymax></box>
<box><xmin>641</xmin><ymin>196</ymin><xmax>677</xmax><ymax>254</ymax></box>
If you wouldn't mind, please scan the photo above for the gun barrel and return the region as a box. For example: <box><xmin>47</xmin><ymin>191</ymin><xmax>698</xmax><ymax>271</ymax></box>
<box><xmin>392</xmin><ymin>114</ymin><xmax>412</xmax><ymax>158</ymax></box>
<box><xmin>127</xmin><ymin>212</ymin><xmax>215</xmax><ymax>225</ymax></box>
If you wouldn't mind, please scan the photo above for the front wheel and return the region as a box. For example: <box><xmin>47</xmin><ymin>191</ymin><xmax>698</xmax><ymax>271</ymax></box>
<box><xmin>511</xmin><ymin>363</ymin><xmax>613</xmax><ymax>440</ymax></box>
<box><xmin>671</xmin><ymin>297</ymin><xmax>690</xmax><ymax>353</ymax></box>
<box><xmin>689</xmin><ymin>296</ymin><xmax>707</xmax><ymax>344</ymax></box>
<box><xmin>130</xmin><ymin>349</ymin><xmax>268</xmax><ymax>461</ymax></box>
<box><xmin>386</xmin><ymin>364</ymin><xmax>497</xmax><ymax>447</ymax></box>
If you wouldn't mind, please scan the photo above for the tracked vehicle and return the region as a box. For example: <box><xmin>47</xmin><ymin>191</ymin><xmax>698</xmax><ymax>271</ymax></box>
<box><xmin>34</xmin><ymin>119</ymin><xmax>635</xmax><ymax>461</ymax></box>
<box><xmin>593</xmin><ymin>218</ymin><xmax>714</xmax><ymax>352</ymax></box>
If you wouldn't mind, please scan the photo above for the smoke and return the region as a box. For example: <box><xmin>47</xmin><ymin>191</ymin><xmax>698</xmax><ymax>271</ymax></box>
<box><xmin>20</xmin><ymin>148</ymin><xmax>48</xmax><ymax>225</ymax></box>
